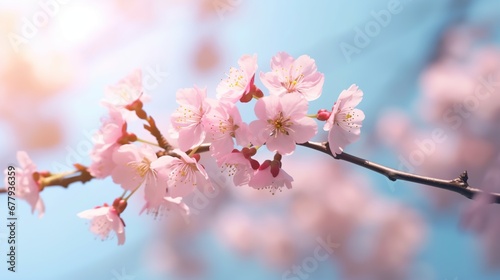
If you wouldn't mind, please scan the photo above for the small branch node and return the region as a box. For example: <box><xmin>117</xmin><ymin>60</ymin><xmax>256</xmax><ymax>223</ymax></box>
<box><xmin>460</xmin><ymin>170</ymin><xmax>469</xmax><ymax>183</ymax></box>
<box><xmin>451</xmin><ymin>170</ymin><xmax>469</xmax><ymax>187</ymax></box>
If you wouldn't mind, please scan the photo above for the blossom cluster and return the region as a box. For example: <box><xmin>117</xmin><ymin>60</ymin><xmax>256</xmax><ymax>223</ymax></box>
<box><xmin>3</xmin><ymin>52</ymin><xmax>365</xmax><ymax>244</ymax></box>
<box><xmin>170</xmin><ymin>53</ymin><xmax>364</xmax><ymax>191</ymax></box>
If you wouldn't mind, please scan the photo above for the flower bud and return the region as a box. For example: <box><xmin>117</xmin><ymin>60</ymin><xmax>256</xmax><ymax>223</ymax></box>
<box><xmin>191</xmin><ymin>153</ymin><xmax>201</xmax><ymax>162</ymax></box>
<box><xmin>317</xmin><ymin>109</ymin><xmax>331</xmax><ymax>121</ymax></box>
<box><xmin>239</xmin><ymin>92</ymin><xmax>253</xmax><ymax>103</ymax></box>
<box><xmin>112</xmin><ymin>198</ymin><xmax>128</xmax><ymax>214</ymax></box>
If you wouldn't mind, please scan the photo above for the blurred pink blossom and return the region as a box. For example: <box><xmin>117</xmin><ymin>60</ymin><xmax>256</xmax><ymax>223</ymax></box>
<box><xmin>260</xmin><ymin>52</ymin><xmax>324</xmax><ymax>101</ymax></box>
<box><xmin>4</xmin><ymin>151</ymin><xmax>44</xmax><ymax>217</ymax></box>
<box><xmin>88</xmin><ymin>106</ymin><xmax>126</xmax><ymax>179</ymax></box>
<box><xmin>102</xmin><ymin>69</ymin><xmax>150</xmax><ymax>120</ymax></box>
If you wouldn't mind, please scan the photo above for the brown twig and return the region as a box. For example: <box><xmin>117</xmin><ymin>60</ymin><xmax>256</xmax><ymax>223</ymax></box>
<box><xmin>143</xmin><ymin>115</ymin><xmax>171</xmax><ymax>151</ymax></box>
<box><xmin>191</xmin><ymin>141</ymin><xmax>500</xmax><ymax>203</ymax></box>
<box><xmin>0</xmin><ymin>165</ymin><xmax>94</xmax><ymax>194</ymax></box>
<box><xmin>297</xmin><ymin>141</ymin><xmax>500</xmax><ymax>204</ymax></box>
<box><xmin>3</xmin><ymin>141</ymin><xmax>499</xmax><ymax>204</ymax></box>
<box><xmin>129</xmin><ymin>100</ymin><xmax>172</xmax><ymax>151</ymax></box>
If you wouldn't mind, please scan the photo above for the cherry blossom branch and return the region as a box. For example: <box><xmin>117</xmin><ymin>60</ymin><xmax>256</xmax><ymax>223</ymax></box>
<box><xmin>192</xmin><ymin>142</ymin><xmax>500</xmax><ymax>204</ymax></box>
<box><xmin>3</xmin><ymin>140</ymin><xmax>498</xmax><ymax>206</ymax></box>
<box><xmin>143</xmin><ymin>116</ymin><xmax>171</xmax><ymax>151</ymax></box>
<box><xmin>0</xmin><ymin>165</ymin><xmax>94</xmax><ymax>194</ymax></box>
<box><xmin>297</xmin><ymin>141</ymin><xmax>500</xmax><ymax>204</ymax></box>
<box><xmin>128</xmin><ymin>100</ymin><xmax>172</xmax><ymax>151</ymax></box>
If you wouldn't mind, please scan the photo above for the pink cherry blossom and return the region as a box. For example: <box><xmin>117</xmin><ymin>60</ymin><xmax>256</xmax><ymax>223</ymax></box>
<box><xmin>101</xmin><ymin>69</ymin><xmax>150</xmax><ymax>119</ymax></box>
<box><xmin>153</xmin><ymin>149</ymin><xmax>213</xmax><ymax>198</ymax></box>
<box><xmin>217</xmin><ymin>150</ymin><xmax>258</xmax><ymax>187</ymax></box>
<box><xmin>170</xmin><ymin>87</ymin><xmax>211</xmax><ymax>151</ymax></box>
<box><xmin>324</xmin><ymin>84</ymin><xmax>365</xmax><ymax>155</ymax></box>
<box><xmin>4</xmin><ymin>151</ymin><xmax>44</xmax><ymax>217</ymax></box>
<box><xmin>111</xmin><ymin>144</ymin><xmax>167</xmax><ymax>192</ymax></box>
<box><xmin>136</xmin><ymin>153</ymin><xmax>190</xmax><ymax>218</ymax></box>
<box><xmin>249</xmin><ymin>94</ymin><xmax>317</xmax><ymax>155</ymax></box>
<box><xmin>77</xmin><ymin>204</ymin><xmax>125</xmax><ymax>245</ymax></box>
<box><xmin>203</xmin><ymin>101</ymin><xmax>250</xmax><ymax>158</ymax></box>
<box><xmin>141</xmin><ymin>196</ymin><xmax>190</xmax><ymax>220</ymax></box>
<box><xmin>88</xmin><ymin>106</ymin><xmax>127</xmax><ymax>179</ymax></box>
<box><xmin>260</xmin><ymin>52</ymin><xmax>324</xmax><ymax>101</ymax></box>
<box><xmin>248</xmin><ymin>160</ymin><xmax>293</xmax><ymax>194</ymax></box>
<box><xmin>216</xmin><ymin>54</ymin><xmax>258</xmax><ymax>102</ymax></box>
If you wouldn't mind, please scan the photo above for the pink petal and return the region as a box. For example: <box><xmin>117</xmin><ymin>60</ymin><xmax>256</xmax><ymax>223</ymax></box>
<box><xmin>339</xmin><ymin>84</ymin><xmax>363</xmax><ymax>109</ymax></box>
<box><xmin>178</xmin><ymin>124</ymin><xmax>205</xmax><ymax>151</ymax></box>
<box><xmin>260</xmin><ymin>72</ymin><xmax>285</xmax><ymax>96</ymax></box>
<box><xmin>111</xmin><ymin>163</ymin><xmax>144</xmax><ymax>191</ymax></box>
<box><xmin>328</xmin><ymin>124</ymin><xmax>350</xmax><ymax>155</ymax></box>
<box><xmin>176</xmin><ymin>87</ymin><xmax>206</xmax><ymax>109</ymax></box>
<box><xmin>77</xmin><ymin>207</ymin><xmax>109</xmax><ymax>219</ymax></box>
<box><xmin>267</xmin><ymin>135</ymin><xmax>296</xmax><ymax>155</ymax></box>
<box><xmin>255</xmin><ymin>95</ymin><xmax>281</xmax><ymax>120</ymax></box>
<box><xmin>240</xmin><ymin>54</ymin><xmax>258</xmax><ymax>77</ymax></box>
<box><xmin>168</xmin><ymin>175</ymin><xmax>196</xmax><ymax>198</ymax></box>
<box><xmin>289</xmin><ymin>117</ymin><xmax>318</xmax><ymax>144</ymax></box>
<box><xmin>280</xmin><ymin>93</ymin><xmax>308</xmax><ymax>119</ymax></box>
<box><xmin>249</xmin><ymin>120</ymin><xmax>270</xmax><ymax>146</ymax></box>
<box><xmin>271</xmin><ymin>52</ymin><xmax>295</xmax><ymax>70</ymax></box>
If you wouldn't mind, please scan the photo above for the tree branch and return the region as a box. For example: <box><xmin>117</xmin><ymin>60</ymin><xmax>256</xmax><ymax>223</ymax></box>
<box><xmin>130</xmin><ymin>101</ymin><xmax>172</xmax><ymax>151</ymax></box>
<box><xmin>143</xmin><ymin>116</ymin><xmax>171</xmax><ymax>151</ymax></box>
<box><xmin>3</xmin><ymin>141</ymin><xmax>499</xmax><ymax>204</ymax></box>
<box><xmin>297</xmin><ymin>141</ymin><xmax>500</xmax><ymax>204</ymax></box>
<box><xmin>0</xmin><ymin>165</ymin><xmax>94</xmax><ymax>194</ymax></box>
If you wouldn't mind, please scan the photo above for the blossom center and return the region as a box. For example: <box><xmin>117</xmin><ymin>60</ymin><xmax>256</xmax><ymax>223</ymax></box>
<box><xmin>226</xmin><ymin>68</ymin><xmax>246</xmax><ymax>89</ymax></box>
<box><xmin>91</xmin><ymin>215</ymin><xmax>112</xmax><ymax>237</ymax></box>
<box><xmin>283</xmin><ymin>74</ymin><xmax>304</xmax><ymax>93</ymax></box>
<box><xmin>128</xmin><ymin>157</ymin><xmax>151</xmax><ymax>178</ymax></box>
<box><xmin>113</xmin><ymin>86</ymin><xmax>138</xmax><ymax>105</ymax></box>
<box><xmin>175</xmin><ymin>105</ymin><xmax>203</xmax><ymax>128</ymax></box>
<box><xmin>176</xmin><ymin>162</ymin><xmax>198</xmax><ymax>178</ymax></box>
<box><xmin>268</xmin><ymin>112</ymin><xmax>293</xmax><ymax>136</ymax></box>
<box><xmin>221</xmin><ymin>116</ymin><xmax>233</xmax><ymax>133</ymax></box>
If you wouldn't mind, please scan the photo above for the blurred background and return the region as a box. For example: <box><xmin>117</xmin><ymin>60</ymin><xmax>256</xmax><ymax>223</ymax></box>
<box><xmin>1</xmin><ymin>0</ymin><xmax>500</xmax><ymax>279</ymax></box>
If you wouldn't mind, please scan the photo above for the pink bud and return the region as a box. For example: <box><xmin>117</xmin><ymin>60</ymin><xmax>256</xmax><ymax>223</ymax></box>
<box><xmin>317</xmin><ymin>109</ymin><xmax>331</xmax><ymax>121</ymax></box>
<box><xmin>239</xmin><ymin>92</ymin><xmax>253</xmax><ymax>103</ymax></box>
<box><xmin>250</xmin><ymin>159</ymin><xmax>260</xmax><ymax>170</ymax></box>
<box><xmin>273</xmin><ymin>153</ymin><xmax>282</xmax><ymax>161</ymax></box>
<box><xmin>251</xmin><ymin>84</ymin><xmax>264</xmax><ymax>98</ymax></box>
<box><xmin>127</xmin><ymin>133</ymin><xmax>137</xmax><ymax>142</ymax></box>
<box><xmin>112</xmin><ymin>198</ymin><xmax>128</xmax><ymax>214</ymax></box>
<box><xmin>259</xmin><ymin>160</ymin><xmax>271</xmax><ymax>170</ymax></box>
<box><xmin>242</xmin><ymin>147</ymin><xmax>257</xmax><ymax>159</ymax></box>
<box><xmin>270</xmin><ymin>163</ymin><xmax>280</xmax><ymax>177</ymax></box>
<box><xmin>191</xmin><ymin>154</ymin><xmax>201</xmax><ymax>162</ymax></box>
